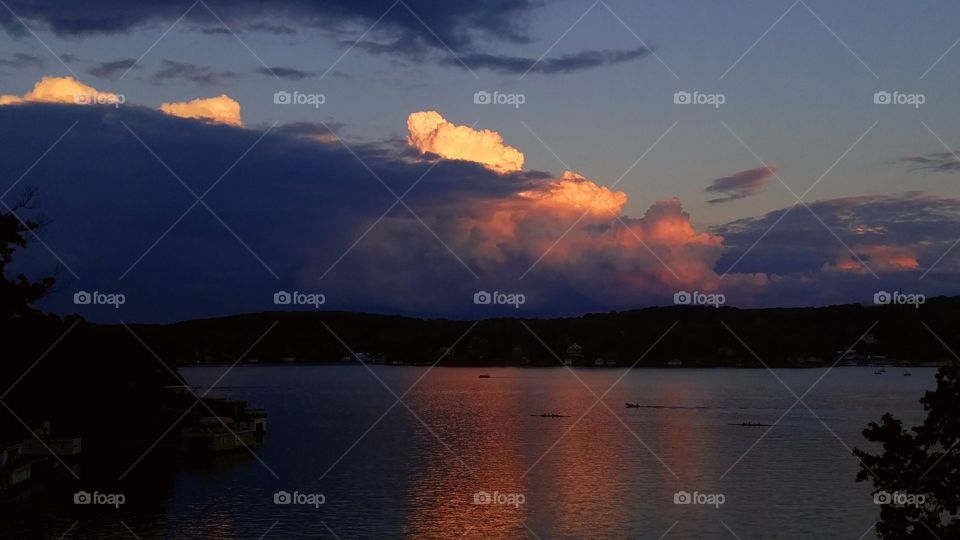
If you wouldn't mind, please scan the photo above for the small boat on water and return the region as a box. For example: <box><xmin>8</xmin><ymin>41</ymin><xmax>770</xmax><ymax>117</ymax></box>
<box><xmin>730</xmin><ymin>422</ymin><xmax>773</xmax><ymax>427</ymax></box>
<box><xmin>903</xmin><ymin>371</ymin><xmax>912</xmax><ymax>376</ymax></box>
<box><xmin>625</xmin><ymin>402</ymin><xmax>641</xmax><ymax>408</ymax></box>
<box><xmin>478</xmin><ymin>374</ymin><xmax>491</xmax><ymax>379</ymax></box>
<box><xmin>874</xmin><ymin>369</ymin><xmax>885</xmax><ymax>375</ymax></box>
<box><xmin>531</xmin><ymin>413</ymin><xmax>569</xmax><ymax>418</ymax></box>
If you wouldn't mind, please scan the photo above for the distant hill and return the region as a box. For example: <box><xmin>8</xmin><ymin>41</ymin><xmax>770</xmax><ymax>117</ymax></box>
<box><xmin>113</xmin><ymin>297</ymin><xmax>960</xmax><ymax>368</ymax></box>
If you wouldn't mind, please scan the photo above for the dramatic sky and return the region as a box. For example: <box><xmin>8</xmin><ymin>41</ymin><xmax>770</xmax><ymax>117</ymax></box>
<box><xmin>2</xmin><ymin>0</ymin><xmax>960</xmax><ymax>322</ymax></box>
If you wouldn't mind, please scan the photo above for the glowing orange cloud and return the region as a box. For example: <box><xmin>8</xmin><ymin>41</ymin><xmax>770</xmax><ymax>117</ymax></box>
<box><xmin>160</xmin><ymin>94</ymin><xmax>242</xmax><ymax>127</ymax></box>
<box><xmin>407</xmin><ymin>111</ymin><xmax>523</xmax><ymax>173</ymax></box>
<box><xmin>0</xmin><ymin>76</ymin><xmax>123</xmax><ymax>106</ymax></box>
<box><xmin>826</xmin><ymin>244</ymin><xmax>920</xmax><ymax>273</ymax></box>
<box><xmin>519</xmin><ymin>171</ymin><xmax>627</xmax><ymax>216</ymax></box>
<box><xmin>401</xmin><ymin>111</ymin><xmax>731</xmax><ymax>295</ymax></box>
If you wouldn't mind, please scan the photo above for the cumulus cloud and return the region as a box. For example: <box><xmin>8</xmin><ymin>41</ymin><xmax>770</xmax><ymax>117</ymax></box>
<box><xmin>705</xmin><ymin>166</ymin><xmax>776</xmax><ymax>204</ymax></box>
<box><xmin>4</xmin><ymin>103</ymin><xmax>959</xmax><ymax>322</ymax></box>
<box><xmin>0</xmin><ymin>75</ymin><xmax>122</xmax><ymax>106</ymax></box>
<box><xmin>714</xmin><ymin>192</ymin><xmax>960</xmax><ymax>276</ymax></box>
<box><xmin>159</xmin><ymin>94</ymin><xmax>242</xmax><ymax>127</ymax></box>
<box><xmin>407</xmin><ymin>111</ymin><xmax>524</xmax><ymax>173</ymax></box>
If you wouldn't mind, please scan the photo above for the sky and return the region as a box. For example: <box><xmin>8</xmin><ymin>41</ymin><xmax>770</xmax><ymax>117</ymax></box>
<box><xmin>2</xmin><ymin>0</ymin><xmax>960</xmax><ymax>322</ymax></box>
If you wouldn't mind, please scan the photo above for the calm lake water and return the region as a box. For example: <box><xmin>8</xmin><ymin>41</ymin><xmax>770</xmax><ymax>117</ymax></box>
<box><xmin>9</xmin><ymin>366</ymin><xmax>936</xmax><ymax>539</ymax></box>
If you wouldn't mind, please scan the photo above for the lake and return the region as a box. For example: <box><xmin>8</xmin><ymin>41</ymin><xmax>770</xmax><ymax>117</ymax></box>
<box><xmin>7</xmin><ymin>366</ymin><xmax>935</xmax><ymax>539</ymax></box>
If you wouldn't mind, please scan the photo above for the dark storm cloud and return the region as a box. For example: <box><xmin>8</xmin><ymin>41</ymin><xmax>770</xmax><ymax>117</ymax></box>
<box><xmin>150</xmin><ymin>60</ymin><xmax>238</xmax><ymax>86</ymax></box>
<box><xmin>450</xmin><ymin>47</ymin><xmax>652</xmax><ymax>75</ymax></box>
<box><xmin>255</xmin><ymin>67</ymin><xmax>316</xmax><ymax>80</ymax></box>
<box><xmin>705</xmin><ymin>166</ymin><xmax>776</xmax><ymax>204</ymax></box>
<box><xmin>712</xmin><ymin>193</ymin><xmax>960</xmax><ymax>275</ymax></box>
<box><xmin>87</xmin><ymin>58</ymin><xmax>137</xmax><ymax>79</ymax></box>
<box><xmin>0</xmin><ymin>103</ymin><xmax>539</xmax><ymax>322</ymax></box>
<box><xmin>0</xmin><ymin>53</ymin><xmax>44</xmax><ymax>69</ymax></box>
<box><xmin>0</xmin><ymin>0</ymin><xmax>535</xmax><ymax>48</ymax></box>
<box><xmin>0</xmin><ymin>1</ymin><xmax>654</xmax><ymax>74</ymax></box>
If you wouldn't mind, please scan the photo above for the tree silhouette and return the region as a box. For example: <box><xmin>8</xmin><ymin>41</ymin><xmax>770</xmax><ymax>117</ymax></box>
<box><xmin>0</xmin><ymin>186</ymin><xmax>55</xmax><ymax>319</ymax></box>
<box><xmin>854</xmin><ymin>365</ymin><xmax>960</xmax><ymax>538</ymax></box>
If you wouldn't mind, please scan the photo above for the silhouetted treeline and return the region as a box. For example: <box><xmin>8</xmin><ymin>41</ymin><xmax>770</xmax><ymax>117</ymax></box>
<box><xmin>113</xmin><ymin>298</ymin><xmax>960</xmax><ymax>367</ymax></box>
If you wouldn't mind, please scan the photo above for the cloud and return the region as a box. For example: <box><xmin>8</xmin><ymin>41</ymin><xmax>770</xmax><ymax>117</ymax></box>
<box><xmin>450</xmin><ymin>47</ymin><xmax>651</xmax><ymax>75</ymax></box>
<box><xmin>255</xmin><ymin>66</ymin><xmax>316</xmax><ymax>80</ymax></box>
<box><xmin>713</xmin><ymin>192</ymin><xmax>960</xmax><ymax>275</ymax></box>
<box><xmin>0</xmin><ymin>75</ymin><xmax>122</xmax><ymax>106</ymax></box>
<box><xmin>407</xmin><ymin>111</ymin><xmax>524</xmax><ymax>173</ymax></box>
<box><xmin>149</xmin><ymin>60</ymin><xmax>238</xmax><ymax>86</ymax></box>
<box><xmin>0</xmin><ymin>2</ymin><xmax>654</xmax><ymax>75</ymax></box>
<box><xmin>0</xmin><ymin>1</ymin><xmax>537</xmax><ymax>49</ymax></box>
<box><xmin>899</xmin><ymin>151</ymin><xmax>960</xmax><ymax>173</ymax></box>
<box><xmin>4</xmin><ymin>103</ymin><xmax>959</xmax><ymax>322</ymax></box>
<box><xmin>705</xmin><ymin>166</ymin><xmax>776</xmax><ymax>204</ymax></box>
<box><xmin>0</xmin><ymin>52</ymin><xmax>44</xmax><ymax>69</ymax></box>
<box><xmin>87</xmin><ymin>58</ymin><xmax>137</xmax><ymax>79</ymax></box>
<box><xmin>159</xmin><ymin>94</ymin><xmax>242</xmax><ymax>126</ymax></box>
